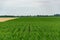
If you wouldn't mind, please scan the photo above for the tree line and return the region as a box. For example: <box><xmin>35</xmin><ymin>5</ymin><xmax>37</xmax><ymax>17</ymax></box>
<box><xmin>0</xmin><ymin>14</ymin><xmax>60</xmax><ymax>17</ymax></box>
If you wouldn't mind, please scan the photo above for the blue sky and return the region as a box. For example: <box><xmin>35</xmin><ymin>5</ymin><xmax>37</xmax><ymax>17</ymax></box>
<box><xmin>0</xmin><ymin>0</ymin><xmax>60</xmax><ymax>16</ymax></box>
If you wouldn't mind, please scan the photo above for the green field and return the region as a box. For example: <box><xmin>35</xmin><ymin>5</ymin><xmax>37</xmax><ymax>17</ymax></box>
<box><xmin>0</xmin><ymin>17</ymin><xmax>60</xmax><ymax>40</ymax></box>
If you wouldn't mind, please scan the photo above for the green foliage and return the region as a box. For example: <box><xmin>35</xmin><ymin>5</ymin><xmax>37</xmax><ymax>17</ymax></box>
<box><xmin>0</xmin><ymin>17</ymin><xmax>60</xmax><ymax>40</ymax></box>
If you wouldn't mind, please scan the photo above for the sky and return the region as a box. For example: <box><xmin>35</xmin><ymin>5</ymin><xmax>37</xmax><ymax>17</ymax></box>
<box><xmin>0</xmin><ymin>0</ymin><xmax>60</xmax><ymax>16</ymax></box>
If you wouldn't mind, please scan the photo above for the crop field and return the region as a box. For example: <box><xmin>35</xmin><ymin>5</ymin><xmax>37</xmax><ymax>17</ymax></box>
<box><xmin>0</xmin><ymin>17</ymin><xmax>60</xmax><ymax>40</ymax></box>
<box><xmin>0</xmin><ymin>18</ymin><xmax>15</xmax><ymax>22</ymax></box>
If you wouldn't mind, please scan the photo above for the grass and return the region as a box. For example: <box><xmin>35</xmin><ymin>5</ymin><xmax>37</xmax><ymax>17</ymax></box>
<box><xmin>0</xmin><ymin>17</ymin><xmax>60</xmax><ymax>40</ymax></box>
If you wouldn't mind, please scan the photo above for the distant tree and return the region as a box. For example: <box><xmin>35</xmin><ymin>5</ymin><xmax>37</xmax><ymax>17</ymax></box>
<box><xmin>54</xmin><ymin>14</ymin><xmax>60</xmax><ymax>16</ymax></box>
<box><xmin>37</xmin><ymin>15</ymin><xmax>40</xmax><ymax>17</ymax></box>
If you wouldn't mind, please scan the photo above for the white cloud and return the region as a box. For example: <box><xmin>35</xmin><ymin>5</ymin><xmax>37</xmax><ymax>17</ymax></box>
<box><xmin>0</xmin><ymin>0</ymin><xmax>41</xmax><ymax>7</ymax></box>
<box><xmin>0</xmin><ymin>0</ymin><xmax>60</xmax><ymax>15</ymax></box>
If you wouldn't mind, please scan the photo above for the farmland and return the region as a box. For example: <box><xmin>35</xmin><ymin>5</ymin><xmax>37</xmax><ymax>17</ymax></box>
<box><xmin>0</xmin><ymin>18</ymin><xmax>15</xmax><ymax>22</ymax></box>
<box><xmin>0</xmin><ymin>17</ymin><xmax>60</xmax><ymax>40</ymax></box>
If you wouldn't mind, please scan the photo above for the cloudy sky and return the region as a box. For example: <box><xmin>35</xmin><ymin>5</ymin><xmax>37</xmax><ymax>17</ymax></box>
<box><xmin>0</xmin><ymin>0</ymin><xmax>60</xmax><ymax>16</ymax></box>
